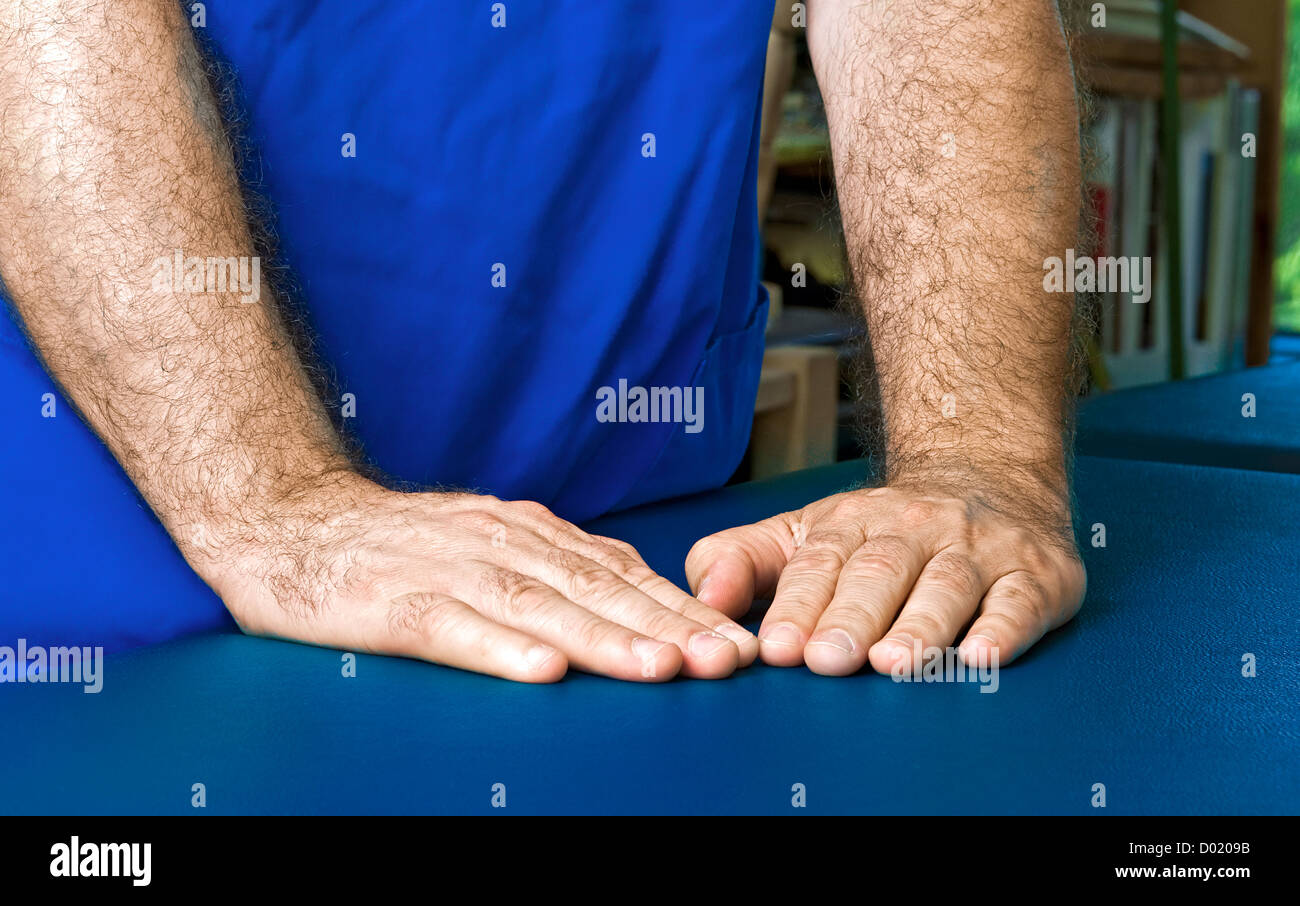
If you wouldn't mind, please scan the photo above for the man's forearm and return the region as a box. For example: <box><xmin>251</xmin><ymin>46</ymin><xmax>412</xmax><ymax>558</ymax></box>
<box><xmin>810</xmin><ymin>0</ymin><xmax>1082</xmax><ymax>505</ymax></box>
<box><xmin>0</xmin><ymin>1</ymin><xmax>763</xmax><ymax>684</ymax></box>
<box><xmin>0</xmin><ymin>1</ymin><xmax>350</xmax><ymax>553</ymax></box>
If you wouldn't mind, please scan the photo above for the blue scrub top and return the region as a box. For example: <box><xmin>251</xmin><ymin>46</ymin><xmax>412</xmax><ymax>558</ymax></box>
<box><xmin>0</xmin><ymin>0</ymin><xmax>772</xmax><ymax>521</ymax></box>
<box><xmin>0</xmin><ymin>0</ymin><xmax>773</xmax><ymax>653</ymax></box>
<box><xmin>203</xmin><ymin>0</ymin><xmax>772</xmax><ymax>521</ymax></box>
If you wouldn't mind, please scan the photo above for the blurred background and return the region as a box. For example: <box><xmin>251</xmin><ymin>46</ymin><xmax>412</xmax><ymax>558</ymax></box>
<box><xmin>738</xmin><ymin>0</ymin><xmax>1296</xmax><ymax>480</ymax></box>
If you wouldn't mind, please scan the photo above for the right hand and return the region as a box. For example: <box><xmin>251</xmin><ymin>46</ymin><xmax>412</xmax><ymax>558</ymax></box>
<box><xmin>183</xmin><ymin>471</ymin><xmax>756</xmax><ymax>682</ymax></box>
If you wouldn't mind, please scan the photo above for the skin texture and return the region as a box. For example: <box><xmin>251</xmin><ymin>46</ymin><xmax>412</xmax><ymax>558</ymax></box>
<box><xmin>0</xmin><ymin>0</ymin><xmax>756</xmax><ymax>682</ymax></box>
<box><xmin>0</xmin><ymin>0</ymin><xmax>1084</xmax><ymax>684</ymax></box>
<box><xmin>687</xmin><ymin>0</ymin><xmax>1088</xmax><ymax>674</ymax></box>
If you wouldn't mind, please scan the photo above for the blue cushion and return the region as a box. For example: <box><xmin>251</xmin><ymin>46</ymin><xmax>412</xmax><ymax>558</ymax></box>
<box><xmin>2</xmin><ymin>456</ymin><xmax>1295</xmax><ymax>814</ymax></box>
<box><xmin>1077</xmin><ymin>364</ymin><xmax>1300</xmax><ymax>473</ymax></box>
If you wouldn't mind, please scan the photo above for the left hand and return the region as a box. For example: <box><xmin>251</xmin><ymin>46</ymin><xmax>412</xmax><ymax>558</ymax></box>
<box><xmin>685</xmin><ymin>480</ymin><xmax>1085</xmax><ymax>675</ymax></box>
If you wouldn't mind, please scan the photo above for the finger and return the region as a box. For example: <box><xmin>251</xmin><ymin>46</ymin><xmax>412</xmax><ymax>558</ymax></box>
<box><xmin>492</xmin><ymin>510</ymin><xmax>752</xmax><ymax>671</ymax></box>
<box><xmin>531</xmin><ymin>546</ymin><xmax>740</xmax><ymax>679</ymax></box>
<box><xmin>803</xmin><ymin>535</ymin><xmax>929</xmax><ymax>676</ymax></box>
<box><xmin>758</xmin><ymin>530</ymin><xmax>860</xmax><ymax>666</ymax></box>
<box><xmin>684</xmin><ymin>515</ymin><xmax>796</xmax><ymax>620</ymax></box>
<box><xmin>479</xmin><ymin>519</ymin><xmax>739</xmax><ymax>677</ymax></box>
<box><xmin>868</xmin><ymin>550</ymin><xmax>988</xmax><ymax>675</ymax></box>
<box><xmin>380</xmin><ymin>594</ymin><xmax>569</xmax><ymax>683</ymax></box>
<box><xmin>958</xmin><ymin>570</ymin><xmax>1065</xmax><ymax>667</ymax></box>
<box><xmin>468</xmin><ymin>566</ymin><xmax>684</xmax><ymax>682</ymax></box>
<box><xmin>583</xmin><ymin>534</ymin><xmax>759</xmax><ymax>667</ymax></box>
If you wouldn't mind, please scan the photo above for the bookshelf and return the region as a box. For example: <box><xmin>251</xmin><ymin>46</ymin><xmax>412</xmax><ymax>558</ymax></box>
<box><xmin>1079</xmin><ymin>0</ymin><xmax>1286</xmax><ymax>386</ymax></box>
<box><xmin>752</xmin><ymin>0</ymin><xmax>1287</xmax><ymax>471</ymax></box>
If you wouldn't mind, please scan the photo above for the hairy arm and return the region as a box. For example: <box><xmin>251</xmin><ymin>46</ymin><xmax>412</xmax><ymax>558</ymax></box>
<box><xmin>0</xmin><ymin>0</ymin><xmax>351</xmax><ymax>557</ymax></box>
<box><xmin>0</xmin><ymin>0</ymin><xmax>756</xmax><ymax>682</ymax></box>
<box><xmin>810</xmin><ymin>0</ymin><xmax>1082</xmax><ymax>519</ymax></box>
<box><xmin>687</xmin><ymin>0</ymin><xmax>1085</xmax><ymax>673</ymax></box>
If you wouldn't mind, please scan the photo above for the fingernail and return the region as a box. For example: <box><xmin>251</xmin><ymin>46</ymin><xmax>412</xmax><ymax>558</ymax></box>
<box><xmin>688</xmin><ymin>631</ymin><xmax>731</xmax><ymax>658</ymax></box>
<box><xmin>959</xmin><ymin>632</ymin><xmax>997</xmax><ymax>657</ymax></box>
<box><xmin>632</xmin><ymin>637</ymin><xmax>667</xmax><ymax>662</ymax></box>
<box><xmin>758</xmin><ymin>622</ymin><xmax>802</xmax><ymax>647</ymax></box>
<box><xmin>713</xmin><ymin>623</ymin><xmax>754</xmax><ymax>647</ymax></box>
<box><xmin>808</xmin><ymin>628</ymin><xmax>855</xmax><ymax>655</ymax></box>
<box><xmin>877</xmin><ymin>634</ymin><xmax>914</xmax><ymax>664</ymax></box>
<box><xmin>525</xmin><ymin>644</ymin><xmax>558</xmax><ymax>671</ymax></box>
<box><xmin>695</xmin><ymin>574</ymin><xmax>714</xmax><ymax>602</ymax></box>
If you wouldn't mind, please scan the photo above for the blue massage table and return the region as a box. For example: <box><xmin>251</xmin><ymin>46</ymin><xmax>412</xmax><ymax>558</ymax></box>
<box><xmin>1</xmin><ymin>453</ymin><xmax>1296</xmax><ymax>815</ymax></box>
<box><xmin>1077</xmin><ymin>363</ymin><xmax>1300</xmax><ymax>473</ymax></box>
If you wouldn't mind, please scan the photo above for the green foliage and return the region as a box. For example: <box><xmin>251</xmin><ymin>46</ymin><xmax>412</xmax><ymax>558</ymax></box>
<box><xmin>1275</xmin><ymin>0</ymin><xmax>1300</xmax><ymax>331</ymax></box>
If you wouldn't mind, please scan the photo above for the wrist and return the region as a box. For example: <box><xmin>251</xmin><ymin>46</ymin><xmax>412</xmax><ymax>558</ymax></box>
<box><xmin>881</xmin><ymin>448</ymin><xmax>1071</xmax><ymax>522</ymax></box>
<box><xmin>170</xmin><ymin>462</ymin><xmax>375</xmax><ymax>585</ymax></box>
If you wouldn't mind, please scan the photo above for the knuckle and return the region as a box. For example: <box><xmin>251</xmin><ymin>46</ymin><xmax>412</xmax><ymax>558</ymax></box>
<box><xmin>1021</xmin><ymin>548</ymin><xmax>1051</xmax><ymax>575</ymax></box>
<box><xmin>849</xmin><ymin>553</ymin><xmax>907</xmax><ymax>582</ymax></box>
<box><xmin>806</xmin><ymin>526</ymin><xmax>854</xmax><ymax>550</ymax></box>
<box><xmin>979</xmin><ymin>611</ymin><xmax>1021</xmax><ymax>640</ymax></box>
<box><xmin>513</xmin><ymin>499</ymin><xmax>554</xmax><ymax>520</ymax></box>
<box><xmin>847</xmin><ymin>540</ymin><xmax>912</xmax><ymax>581</ymax></box>
<box><xmin>863</xmin><ymin>486</ymin><xmax>893</xmax><ymax>503</ymax></box>
<box><xmin>386</xmin><ymin>594</ymin><xmax>458</xmax><ymax>639</ymax></box>
<box><xmin>945</xmin><ymin>498</ymin><xmax>972</xmax><ymax>522</ymax></box>
<box><xmin>457</xmin><ymin>509</ymin><xmax>510</xmax><ymax>540</ymax></box>
<box><xmin>793</xmin><ymin>546</ymin><xmax>847</xmax><ymax>575</ymax></box>
<box><xmin>639</xmin><ymin>607</ymin><xmax>686</xmax><ymax>640</ymax></box>
<box><xmin>924</xmin><ymin>552</ymin><xmax>982</xmax><ymax>599</ymax></box>
<box><xmin>899</xmin><ymin>607</ymin><xmax>948</xmax><ymax>639</ymax></box>
<box><xmin>571</xmin><ymin>614</ymin><xmax>617</xmax><ymax>651</ymax></box>
<box><xmin>899</xmin><ymin>499</ymin><xmax>942</xmax><ymax>527</ymax></box>
<box><xmin>772</xmin><ymin>599</ymin><xmax>823</xmax><ymax>625</ymax></box>
<box><xmin>586</xmin><ymin>538</ymin><xmax>644</xmax><ymax>575</ymax></box>
<box><xmin>1009</xmin><ymin>527</ymin><xmax>1040</xmax><ymax>551</ymax></box>
<box><xmin>596</xmin><ymin>535</ymin><xmax>642</xmax><ymax>561</ymax></box>
<box><xmin>543</xmin><ymin>545</ymin><xmax>587</xmax><ymax>575</ymax></box>
<box><xmin>614</xmin><ymin>559</ymin><xmax>658</xmax><ymax>589</ymax></box>
<box><xmin>1011</xmin><ymin>532</ymin><xmax>1054</xmax><ymax>571</ymax></box>
<box><xmin>994</xmin><ymin>576</ymin><xmax>1050</xmax><ymax>626</ymax></box>
<box><xmin>545</xmin><ymin>547</ymin><xmax>617</xmax><ymax>600</ymax></box>
<box><xmin>477</xmin><ymin>566</ymin><xmax>543</xmax><ymax>617</ymax></box>
<box><xmin>828</xmin><ymin>495</ymin><xmax>868</xmax><ymax>521</ymax></box>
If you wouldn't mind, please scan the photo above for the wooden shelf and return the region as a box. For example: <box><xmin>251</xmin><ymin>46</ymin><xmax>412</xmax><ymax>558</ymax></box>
<box><xmin>1079</xmin><ymin>33</ymin><xmax>1248</xmax><ymax>73</ymax></box>
<box><xmin>1086</xmin><ymin>66</ymin><xmax>1237</xmax><ymax>99</ymax></box>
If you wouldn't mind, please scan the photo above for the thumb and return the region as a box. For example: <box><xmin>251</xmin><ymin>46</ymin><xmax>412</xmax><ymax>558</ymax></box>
<box><xmin>685</xmin><ymin>514</ymin><xmax>796</xmax><ymax>620</ymax></box>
